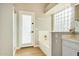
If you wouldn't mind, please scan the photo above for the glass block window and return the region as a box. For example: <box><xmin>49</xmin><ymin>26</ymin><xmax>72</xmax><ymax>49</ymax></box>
<box><xmin>53</xmin><ymin>7</ymin><xmax>74</xmax><ymax>32</ymax></box>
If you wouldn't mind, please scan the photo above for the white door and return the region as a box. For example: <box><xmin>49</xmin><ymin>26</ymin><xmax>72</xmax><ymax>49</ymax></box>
<box><xmin>19</xmin><ymin>11</ymin><xmax>34</xmax><ymax>47</ymax></box>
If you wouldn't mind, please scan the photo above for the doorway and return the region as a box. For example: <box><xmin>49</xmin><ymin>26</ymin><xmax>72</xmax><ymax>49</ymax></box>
<box><xmin>19</xmin><ymin>11</ymin><xmax>35</xmax><ymax>48</ymax></box>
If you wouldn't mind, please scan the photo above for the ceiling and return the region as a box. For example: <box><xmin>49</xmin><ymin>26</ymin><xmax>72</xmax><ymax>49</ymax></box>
<box><xmin>14</xmin><ymin>3</ymin><xmax>57</xmax><ymax>16</ymax></box>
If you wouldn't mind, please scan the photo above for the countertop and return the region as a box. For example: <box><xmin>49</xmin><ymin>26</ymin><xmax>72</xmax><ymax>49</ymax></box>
<box><xmin>62</xmin><ymin>34</ymin><xmax>79</xmax><ymax>43</ymax></box>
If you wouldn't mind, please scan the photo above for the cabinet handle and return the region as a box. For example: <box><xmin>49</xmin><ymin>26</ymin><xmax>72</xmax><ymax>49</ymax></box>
<box><xmin>44</xmin><ymin>35</ymin><xmax>47</xmax><ymax>38</ymax></box>
<box><xmin>77</xmin><ymin>52</ymin><xmax>79</xmax><ymax>56</ymax></box>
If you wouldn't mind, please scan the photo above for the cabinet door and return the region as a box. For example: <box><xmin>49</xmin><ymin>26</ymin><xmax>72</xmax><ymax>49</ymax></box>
<box><xmin>52</xmin><ymin>33</ymin><xmax>62</xmax><ymax>56</ymax></box>
<box><xmin>62</xmin><ymin>45</ymin><xmax>77</xmax><ymax>56</ymax></box>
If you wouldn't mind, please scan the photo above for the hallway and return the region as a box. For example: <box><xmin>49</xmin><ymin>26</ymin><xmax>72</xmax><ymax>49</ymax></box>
<box><xmin>15</xmin><ymin>47</ymin><xmax>46</xmax><ymax>56</ymax></box>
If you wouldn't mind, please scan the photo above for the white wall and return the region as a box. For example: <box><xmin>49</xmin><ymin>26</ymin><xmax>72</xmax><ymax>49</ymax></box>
<box><xmin>37</xmin><ymin>15</ymin><xmax>51</xmax><ymax>55</ymax></box>
<box><xmin>37</xmin><ymin>15</ymin><xmax>51</xmax><ymax>31</ymax></box>
<box><xmin>35</xmin><ymin>15</ymin><xmax>51</xmax><ymax>46</ymax></box>
<box><xmin>13</xmin><ymin>13</ymin><xmax>17</xmax><ymax>55</ymax></box>
<box><xmin>75</xmin><ymin>21</ymin><xmax>79</xmax><ymax>32</ymax></box>
<box><xmin>75</xmin><ymin>4</ymin><xmax>79</xmax><ymax>32</ymax></box>
<box><xmin>0</xmin><ymin>4</ymin><xmax>13</xmax><ymax>56</ymax></box>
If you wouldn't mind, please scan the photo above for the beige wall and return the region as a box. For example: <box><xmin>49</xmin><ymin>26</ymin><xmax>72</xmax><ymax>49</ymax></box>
<box><xmin>0</xmin><ymin>4</ymin><xmax>13</xmax><ymax>55</ymax></box>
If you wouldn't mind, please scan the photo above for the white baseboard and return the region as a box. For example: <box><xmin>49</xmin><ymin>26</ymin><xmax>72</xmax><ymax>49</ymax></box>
<box><xmin>33</xmin><ymin>44</ymin><xmax>39</xmax><ymax>47</ymax></box>
<box><xmin>13</xmin><ymin>47</ymin><xmax>21</xmax><ymax>56</ymax></box>
<box><xmin>16</xmin><ymin>47</ymin><xmax>21</xmax><ymax>50</ymax></box>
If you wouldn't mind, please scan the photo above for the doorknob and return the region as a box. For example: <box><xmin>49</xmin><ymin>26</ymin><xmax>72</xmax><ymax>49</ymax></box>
<box><xmin>31</xmin><ymin>31</ymin><xmax>34</xmax><ymax>33</ymax></box>
<box><xmin>32</xmin><ymin>23</ymin><xmax>34</xmax><ymax>24</ymax></box>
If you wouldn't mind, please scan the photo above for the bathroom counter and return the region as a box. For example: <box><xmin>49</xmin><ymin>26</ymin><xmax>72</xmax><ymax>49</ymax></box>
<box><xmin>62</xmin><ymin>34</ymin><xmax>79</xmax><ymax>43</ymax></box>
<box><xmin>62</xmin><ymin>34</ymin><xmax>79</xmax><ymax>56</ymax></box>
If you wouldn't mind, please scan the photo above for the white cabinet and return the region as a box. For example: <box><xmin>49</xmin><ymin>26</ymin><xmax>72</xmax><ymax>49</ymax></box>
<box><xmin>62</xmin><ymin>39</ymin><xmax>79</xmax><ymax>56</ymax></box>
<box><xmin>62</xmin><ymin>44</ymin><xmax>77</xmax><ymax>56</ymax></box>
<box><xmin>39</xmin><ymin>31</ymin><xmax>50</xmax><ymax>55</ymax></box>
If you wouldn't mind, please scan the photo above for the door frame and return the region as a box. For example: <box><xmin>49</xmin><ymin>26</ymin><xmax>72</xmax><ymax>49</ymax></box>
<box><xmin>18</xmin><ymin>11</ymin><xmax>35</xmax><ymax>48</ymax></box>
